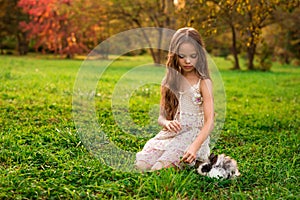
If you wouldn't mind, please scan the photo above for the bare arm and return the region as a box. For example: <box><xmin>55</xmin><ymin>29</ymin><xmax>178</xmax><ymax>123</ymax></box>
<box><xmin>193</xmin><ymin>78</ymin><xmax>214</xmax><ymax>148</ymax></box>
<box><xmin>182</xmin><ymin>79</ymin><xmax>214</xmax><ymax>163</ymax></box>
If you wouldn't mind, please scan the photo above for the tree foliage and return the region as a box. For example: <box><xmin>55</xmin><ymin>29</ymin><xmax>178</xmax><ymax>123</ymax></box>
<box><xmin>18</xmin><ymin>0</ymin><xmax>107</xmax><ymax>58</ymax></box>
<box><xmin>109</xmin><ymin>0</ymin><xmax>177</xmax><ymax>64</ymax></box>
<box><xmin>237</xmin><ymin>0</ymin><xmax>281</xmax><ymax>70</ymax></box>
<box><xmin>271</xmin><ymin>3</ymin><xmax>300</xmax><ymax>64</ymax></box>
<box><xmin>201</xmin><ymin>0</ymin><xmax>243</xmax><ymax>70</ymax></box>
<box><xmin>2</xmin><ymin>0</ymin><xmax>299</xmax><ymax>69</ymax></box>
<box><xmin>0</xmin><ymin>0</ymin><xmax>28</xmax><ymax>55</ymax></box>
<box><xmin>186</xmin><ymin>0</ymin><xmax>300</xmax><ymax>70</ymax></box>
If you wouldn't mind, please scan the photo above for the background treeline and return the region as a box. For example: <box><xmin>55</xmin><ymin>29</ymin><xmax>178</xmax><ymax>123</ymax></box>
<box><xmin>0</xmin><ymin>0</ymin><xmax>299</xmax><ymax>70</ymax></box>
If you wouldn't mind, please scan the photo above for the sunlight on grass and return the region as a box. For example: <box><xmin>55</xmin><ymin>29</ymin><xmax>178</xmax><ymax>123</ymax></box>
<box><xmin>0</xmin><ymin>55</ymin><xmax>299</xmax><ymax>199</ymax></box>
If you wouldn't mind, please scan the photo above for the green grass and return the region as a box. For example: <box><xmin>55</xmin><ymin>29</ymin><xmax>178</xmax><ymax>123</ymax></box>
<box><xmin>0</xmin><ymin>54</ymin><xmax>299</xmax><ymax>199</ymax></box>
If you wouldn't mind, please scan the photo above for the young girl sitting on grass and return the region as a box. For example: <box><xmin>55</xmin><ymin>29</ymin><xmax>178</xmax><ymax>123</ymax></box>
<box><xmin>135</xmin><ymin>27</ymin><xmax>214</xmax><ymax>171</ymax></box>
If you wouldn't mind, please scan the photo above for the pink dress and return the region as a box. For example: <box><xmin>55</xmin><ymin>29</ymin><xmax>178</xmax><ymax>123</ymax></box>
<box><xmin>135</xmin><ymin>80</ymin><xmax>210</xmax><ymax>168</ymax></box>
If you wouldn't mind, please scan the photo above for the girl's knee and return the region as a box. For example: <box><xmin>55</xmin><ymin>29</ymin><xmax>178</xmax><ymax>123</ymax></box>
<box><xmin>151</xmin><ymin>161</ymin><xmax>164</xmax><ymax>171</ymax></box>
<box><xmin>151</xmin><ymin>161</ymin><xmax>172</xmax><ymax>171</ymax></box>
<box><xmin>135</xmin><ymin>160</ymin><xmax>152</xmax><ymax>171</ymax></box>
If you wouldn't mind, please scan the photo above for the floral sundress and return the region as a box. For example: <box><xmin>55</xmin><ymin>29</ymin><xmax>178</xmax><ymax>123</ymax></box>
<box><xmin>135</xmin><ymin>79</ymin><xmax>210</xmax><ymax>168</ymax></box>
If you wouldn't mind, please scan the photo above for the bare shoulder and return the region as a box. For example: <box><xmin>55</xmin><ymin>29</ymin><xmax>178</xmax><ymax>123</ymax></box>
<box><xmin>200</xmin><ymin>78</ymin><xmax>213</xmax><ymax>92</ymax></box>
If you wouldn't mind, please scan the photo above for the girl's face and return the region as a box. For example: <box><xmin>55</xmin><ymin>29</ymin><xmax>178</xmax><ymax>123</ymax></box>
<box><xmin>177</xmin><ymin>42</ymin><xmax>198</xmax><ymax>75</ymax></box>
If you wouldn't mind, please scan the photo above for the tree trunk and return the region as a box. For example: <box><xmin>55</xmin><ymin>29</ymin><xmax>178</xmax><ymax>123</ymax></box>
<box><xmin>247</xmin><ymin>44</ymin><xmax>256</xmax><ymax>70</ymax></box>
<box><xmin>230</xmin><ymin>24</ymin><xmax>240</xmax><ymax>70</ymax></box>
<box><xmin>283</xmin><ymin>31</ymin><xmax>291</xmax><ymax>64</ymax></box>
<box><xmin>132</xmin><ymin>20</ymin><xmax>158</xmax><ymax>64</ymax></box>
<box><xmin>0</xmin><ymin>43</ymin><xmax>4</xmax><ymax>55</ymax></box>
<box><xmin>139</xmin><ymin>28</ymin><xmax>165</xmax><ymax>65</ymax></box>
<box><xmin>156</xmin><ymin>28</ymin><xmax>163</xmax><ymax>64</ymax></box>
<box><xmin>155</xmin><ymin>28</ymin><xmax>168</xmax><ymax>65</ymax></box>
<box><xmin>17</xmin><ymin>32</ymin><xmax>29</xmax><ymax>55</ymax></box>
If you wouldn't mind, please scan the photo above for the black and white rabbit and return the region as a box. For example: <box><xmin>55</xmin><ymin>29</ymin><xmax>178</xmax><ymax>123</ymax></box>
<box><xmin>195</xmin><ymin>153</ymin><xmax>240</xmax><ymax>179</ymax></box>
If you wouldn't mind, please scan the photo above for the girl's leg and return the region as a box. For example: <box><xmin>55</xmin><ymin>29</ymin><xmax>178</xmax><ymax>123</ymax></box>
<box><xmin>150</xmin><ymin>148</ymin><xmax>183</xmax><ymax>171</ymax></box>
<box><xmin>135</xmin><ymin>160</ymin><xmax>152</xmax><ymax>171</ymax></box>
<box><xmin>151</xmin><ymin>161</ymin><xmax>173</xmax><ymax>171</ymax></box>
<box><xmin>136</xmin><ymin>146</ymin><xmax>164</xmax><ymax>171</ymax></box>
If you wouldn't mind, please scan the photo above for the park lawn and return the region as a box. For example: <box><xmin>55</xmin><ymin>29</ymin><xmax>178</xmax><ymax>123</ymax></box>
<box><xmin>0</xmin><ymin>55</ymin><xmax>299</xmax><ymax>199</ymax></box>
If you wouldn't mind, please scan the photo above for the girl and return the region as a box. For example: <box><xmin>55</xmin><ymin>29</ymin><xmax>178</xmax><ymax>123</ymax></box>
<box><xmin>135</xmin><ymin>27</ymin><xmax>214</xmax><ymax>171</ymax></box>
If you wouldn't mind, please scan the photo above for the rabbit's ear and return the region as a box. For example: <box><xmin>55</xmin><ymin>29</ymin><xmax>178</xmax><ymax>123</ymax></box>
<box><xmin>211</xmin><ymin>155</ymin><xmax>218</xmax><ymax>165</ymax></box>
<box><xmin>209</xmin><ymin>153</ymin><xmax>218</xmax><ymax>164</ymax></box>
<box><xmin>208</xmin><ymin>153</ymin><xmax>215</xmax><ymax>160</ymax></box>
<box><xmin>194</xmin><ymin>160</ymin><xmax>204</xmax><ymax>168</ymax></box>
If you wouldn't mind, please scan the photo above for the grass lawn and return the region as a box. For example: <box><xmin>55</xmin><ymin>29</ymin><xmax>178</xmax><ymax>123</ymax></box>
<box><xmin>0</xmin><ymin>54</ymin><xmax>299</xmax><ymax>199</ymax></box>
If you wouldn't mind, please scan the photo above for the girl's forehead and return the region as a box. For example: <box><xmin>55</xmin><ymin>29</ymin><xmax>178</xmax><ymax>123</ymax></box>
<box><xmin>178</xmin><ymin>42</ymin><xmax>197</xmax><ymax>53</ymax></box>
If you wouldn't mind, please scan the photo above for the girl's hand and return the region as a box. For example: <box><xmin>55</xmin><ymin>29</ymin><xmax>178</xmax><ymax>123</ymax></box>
<box><xmin>182</xmin><ymin>144</ymin><xmax>198</xmax><ymax>164</ymax></box>
<box><xmin>164</xmin><ymin>120</ymin><xmax>181</xmax><ymax>133</ymax></box>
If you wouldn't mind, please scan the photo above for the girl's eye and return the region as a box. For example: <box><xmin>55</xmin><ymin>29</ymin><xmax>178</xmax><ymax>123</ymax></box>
<box><xmin>178</xmin><ymin>54</ymin><xmax>197</xmax><ymax>59</ymax></box>
<box><xmin>191</xmin><ymin>54</ymin><xmax>197</xmax><ymax>59</ymax></box>
<box><xmin>178</xmin><ymin>54</ymin><xmax>185</xmax><ymax>59</ymax></box>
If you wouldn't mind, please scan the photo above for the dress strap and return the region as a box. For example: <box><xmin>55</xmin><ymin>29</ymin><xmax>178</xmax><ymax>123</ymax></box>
<box><xmin>178</xmin><ymin>91</ymin><xmax>182</xmax><ymax>120</ymax></box>
<box><xmin>196</xmin><ymin>79</ymin><xmax>201</xmax><ymax>89</ymax></box>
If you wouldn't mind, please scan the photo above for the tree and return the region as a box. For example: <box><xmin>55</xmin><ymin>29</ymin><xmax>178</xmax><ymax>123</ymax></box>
<box><xmin>201</xmin><ymin>0</ymin><xmax>243</xmax><ymax>70</ymax></box>
<box><xmin>18</xmin><ymin>0</ymin><xmax>108</xmax><ymax>58</ymax></box>
<box><xmin>238</xmin><ymin>0</ymin><xmax>299</xmax><ymax>70</ymax></box>
<box><xmin>109</xmin><ymin>0</ymin><xmax>177</xmax><ymax>64</ymax></box>
<box><xmin>0</xmin><ymin>0</ymin><xmax>29</xmax><ymax>55</ymax></box>
<box><xmin>238</xmin><ymin>0</ymin><xmax>276</xmax><ymax>70</ymax></box>
<box><xmin>18</xmin><ymin>0</ymin><xmax>72</xmax><ymax>56</ymax></box>
<box><xmin>59</xmin><ymin>0</ymin><xmax>109</xmax><ymax>57</ymax></box>
<box><xmin>175</xmin><ymin>0</ymin><xmax>243</xmax><ymax>70</ymax></box>
<box><xmin>188</xmin><ymin>0</ymin><xmax>299</xmax><ymax>70</ymax></box>
<box><xmin>191</xmin><ymin>0</ymin><xmax>276</xmax><ymax>70</ymax></box>
<box><xmin>271</xmin><ymin>2</ymin><xmax>300</xmax><ymax>64</ymax></box>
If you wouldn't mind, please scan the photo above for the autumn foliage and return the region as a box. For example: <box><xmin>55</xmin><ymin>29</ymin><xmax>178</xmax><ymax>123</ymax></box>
<box><xmin>18</xmin><ymin>0</ymin><xmax>105</xmax><ymax>58</ymax></box>
<box><xmin>0</xmin><ymin>0</ymin><xmax>297</xmax><ymax>69</ymax></box>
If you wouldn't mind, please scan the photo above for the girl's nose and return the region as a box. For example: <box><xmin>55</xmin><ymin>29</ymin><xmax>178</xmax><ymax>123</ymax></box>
<box><xmin>185</xmin><ymin>57</ymin><xmax>191</xmax><ymax>63</ymax></box>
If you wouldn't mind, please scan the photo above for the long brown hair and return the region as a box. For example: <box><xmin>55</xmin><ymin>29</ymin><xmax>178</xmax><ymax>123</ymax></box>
<box><xmin>161</xmin><ymin>27</ymin><xmax>210</xmax><ymax>120</ymax></box>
